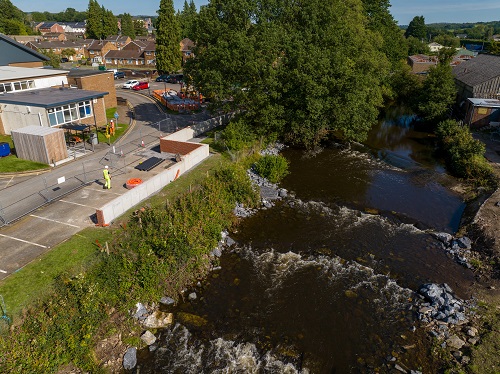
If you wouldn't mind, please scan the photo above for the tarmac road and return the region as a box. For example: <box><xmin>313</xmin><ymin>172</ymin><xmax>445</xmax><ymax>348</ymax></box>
<box><xmin>0</xmin><ymin>88</ymin><xmax>209</xmax><ymax>281</ymax></box>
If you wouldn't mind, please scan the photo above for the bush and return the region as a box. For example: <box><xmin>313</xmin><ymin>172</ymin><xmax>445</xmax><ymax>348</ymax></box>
<box><xmin>436</xmin><ymin>119</ymin><xmax>494</xmax><ymax>185</ymax></box>
<box><xmin>253</xmin><ymin>154</ymin><xmax>289</xmax><ymax>183</ymax></box>
<box><xmin>218</xmin><ymin>119</ymin><xmax>256</xmax><ymax>151</ymax></box>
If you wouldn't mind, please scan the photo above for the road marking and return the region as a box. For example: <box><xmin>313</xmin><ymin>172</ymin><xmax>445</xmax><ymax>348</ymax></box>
<box><xmin>0</xmin><ymin>269</ymin><xmax>7</xmax><ymax>273</ymax></box>
<box><xmin>2</xmin><ymin>176</ymin><xmax>14</xmax><ymax>189</ymax></box>
<box><xmin>60</xmin><ymin>199</ymin><xmax>98</xmax><ymax>209</ymax></box>
<box><xmin>30</xmin><ymin>214</ymin><xmax>80</xmax><ymax>228</ymax></box>
<box><xmin>0</xmin><ymin>234</ymin><xmax>48</xmax><ymax>248</ymax></box>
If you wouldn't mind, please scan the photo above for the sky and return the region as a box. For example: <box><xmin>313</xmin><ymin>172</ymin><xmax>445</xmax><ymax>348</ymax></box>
<box><xmin>10</xmin><ymin>0</ymin><xmax>500</xmax><ymax>25</ymax></box>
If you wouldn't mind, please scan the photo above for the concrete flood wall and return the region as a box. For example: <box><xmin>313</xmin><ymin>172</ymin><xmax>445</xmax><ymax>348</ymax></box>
<box><xmin>96</xmin><ymin>129</ymin><xmax>209</xmax><ymax>226</ymax></box>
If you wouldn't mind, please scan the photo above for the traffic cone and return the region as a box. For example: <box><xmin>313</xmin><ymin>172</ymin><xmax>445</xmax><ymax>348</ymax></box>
<box><xmin>141</xmin><ymin>140</ymin><xmax>145</xmax><ymax>147</ymax></box>
<box><xmin>120</xmin><ymin>149</ymin><xmax>124</xmax><ymax>157</ymax></box>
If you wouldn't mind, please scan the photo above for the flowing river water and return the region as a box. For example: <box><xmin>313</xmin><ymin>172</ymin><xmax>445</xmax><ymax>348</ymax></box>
<box><xmin>137</xmin><ymin>110</ymin><xmax>476</xmax><ymax>373</ymax></box>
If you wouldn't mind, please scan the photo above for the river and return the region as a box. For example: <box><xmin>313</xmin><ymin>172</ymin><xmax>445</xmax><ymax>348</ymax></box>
<box><xmin>136</xmin><ymin>110</ymin><xmax>476</xmax><ymax>373</ymax></box>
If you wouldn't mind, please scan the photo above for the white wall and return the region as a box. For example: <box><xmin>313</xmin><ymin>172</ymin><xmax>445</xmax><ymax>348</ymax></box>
<box><xmin>34</xmin><ymin>75</ymin><xmax>68</xmax><ymax>89</ymax></box>
<box><xmin>1</xmin><ymin>104</ymin><xmax>47</xmax><ymax>134</ymax></box>
<box><xmin>97</xmin><ymin>141</ymin><xmax>209</xmax><ymax>226</ymax></box>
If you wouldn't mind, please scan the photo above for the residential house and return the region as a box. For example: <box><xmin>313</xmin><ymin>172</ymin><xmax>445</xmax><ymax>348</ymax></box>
<box><xmin>428</xmin><ymin>42</ymin><xmax>444</xmax><ymax>52</ymax></box>
<box><xmin>26</xmin><ymin>41</ymin><xmax>87</xmax><ymax>62</ymax></box>
<box><xmin>105</xmin><ymin>35</ymin><xmax>132</xmax><ymax>50</ymax></box>
<box><xmin>35</xmin><ymin>22</ymin><xmax>65</xmax><ymax>35</ymax></box>
<box><xmin>492</xmin><ymin>35</ymin><xmax>500</xmax><ymax>42</ymax></box>
<box><xmin>85</xmin><ymin>40</ymin><xmax>116</xmax><ymax>63</ymax></box>
<box><xmin>103</xmin><ymin>40</ymin><xmax>157</xmax><ymax>68</ymax></box>
<box><xmin>7</xmin><ymin>35</ymin><xmax>42</xmax><ymax>45</ymax></box>
<box><xmin>143</xmin><ymin>41</ymin><xmax>156</xmax><ymax>66</ymax></box>
<box><xmin>43</xmin><ymin>33</ymin><xmax>67</xmax><ymax>42</ymax></box>
<box><xmin>453</xmin><ymin>54</ymin><xmax>500</xmax><ymax>105</ymax></box>
<box><xmin>456</xmin><ymin>33</ymin><xmax>468</xmax><ymax>39</ymax></box>
<box><xmin>180</xmin><ymin>38</ymin><xmax>195</xmax><ymax>64</ymax></box>
<box><xmin>59</xmin><ymin>22</ymin><xmax>86</xmax><ymax>34</ymax></box>
<box><xmin>464</xmin><ymin>98</ymin><xmax>500</xmax><ymax>127</ymax></box>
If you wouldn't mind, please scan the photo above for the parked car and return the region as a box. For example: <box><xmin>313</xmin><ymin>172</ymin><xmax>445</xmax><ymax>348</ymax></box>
<box><xmin>60</xmin><ymin>57</ymin><xmax>69</xmax><ymax>63</ymax></box>
<box><xmin>155</xmin><ymin>74</ymin><xmax>170</xmax><ymax>82</ymax></box>
<box><xmin>168</xmin><ymin>74</ymin><xmax>184</xmax><ymax>84</ymax></box>
<box><xmin>122</xmin><ymin>80</ymin><xmax>139</xmax><ymax>89</ymax></box>
<box><xmin>132</xmin><ymin>81</ymin><xmax>150</xmax><ymax>91</ymax></box>
<box><xmin>114</xmin><ymin>71</ymin><xmax>126</xmax><ymax>79</ymax></box>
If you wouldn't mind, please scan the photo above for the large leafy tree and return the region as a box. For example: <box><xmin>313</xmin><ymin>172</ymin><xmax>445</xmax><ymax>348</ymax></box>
<box><xmin>86</xmin><ymin>0</ymin><xmax>103</xmax><ymax>39</ymax></box>
<box><xmin>405</xmin><ymin>15</ymin><xmax>427</xmax><ymax>40</ymax></box>
<box><xmin>416</xmin><ymin>60</ymin><xmax>456</xmax><ymax>124</ymax></box>
<box><xmin>102</xmin><ymin>7</ymin><xmax>118</xmax><ymax>37</ymax></box>
<box><xmin>178</xmin><ymin>0</ymin><xmax>198</xmax><ymax>39</ymax></box>
<box><xmin>187</xmin><ymin>0</ymin><xmax>389</xmax><ymax>147</ymax></box>
<box><xmin>361</xmin><ymin>0</ymin><xmax>407</xmax><ymax>66</ymax></box>
<box><xmin>0</xmin><ymin>0</ymin><xmax>29</xmax><ymax>34</ymax></box>
<box><xmin>120</xmin><ymin>13</ymin><xmax>135</xmax><ymax>39</ymax></box>
<box><xmin>156</xmin><ymin>0</ymin><xmax>182</xmax><ymax>74</ymax></box>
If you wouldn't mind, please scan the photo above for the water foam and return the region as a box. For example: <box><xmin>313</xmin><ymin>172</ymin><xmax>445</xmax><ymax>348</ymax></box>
<box><xmin>154</xmin><ymin>323</ymin><xmax>306</xmax><ymax>373</ymax></box>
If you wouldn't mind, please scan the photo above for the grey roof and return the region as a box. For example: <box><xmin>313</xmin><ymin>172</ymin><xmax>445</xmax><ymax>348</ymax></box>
<box><xmin>0</xmin><ymin>34</ymin><xmax>49</xmax><ymax>66</ymax></box>
<box><xmin>468</xmin><ymin>98</ymin><xmax>500</xmax><ymax>107</ymax></box>
<box><xmin>12</xmin><ymin>125</ymin><xmax>63</xmax><ymax>136</ymax></box>
<box><xmin>0</xmin><ymin>87</ymin><xmax>108</xmax><ymax>108</ymax></box>
<box><xmin>453</xmin><ymin>54</ymin><xmax>500</xmax><ymax>87</ymax></box>
<box><xmin>105</xmin><ymin>49</ymin><xmax>143</xmax><ymax>59</ymax></box>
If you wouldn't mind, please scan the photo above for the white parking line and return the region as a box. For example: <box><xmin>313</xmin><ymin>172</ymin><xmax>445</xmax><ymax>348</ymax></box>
<box><xmin>0</xmin><ymin>234</ymin><xmax>48</xmax><ymax>248</ymax></box>
<box><xmin>30</xmin><ymin>214</ymin><xmax>80</xmax><ymax>228</ymax></box>
<box><xmin>0</xmin><ymin>269</ymin><xmax>7</xmax><ymax>273</ymax></box>
<box><xmin>60</xmin><ymin>200</ymin><xmax>98</xmax><ymax>209</ymax></box>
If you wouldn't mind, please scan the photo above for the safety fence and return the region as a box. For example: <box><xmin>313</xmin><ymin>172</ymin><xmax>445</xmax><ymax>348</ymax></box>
<box><xmin>0</xmin><ymin>113</ymin><xmax>234</xmax><ymax>227</ymax></box>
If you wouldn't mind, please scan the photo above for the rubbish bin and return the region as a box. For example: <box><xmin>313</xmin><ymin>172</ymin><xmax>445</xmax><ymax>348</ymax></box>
<box><xmin>89</xmin><ymin>133</ymin><xmax>98</xmax><ymax>145</ymax></box>
<box><xmin>0</xmin><ymin>142</ymin><xmax>10</xmax><ymax>157</ymax></box>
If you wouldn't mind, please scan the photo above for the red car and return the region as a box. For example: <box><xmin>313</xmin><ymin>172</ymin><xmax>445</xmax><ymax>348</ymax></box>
<box><xmin>132</xmin><ymin>81</ymin><xmax>149</xmax><ymax>91</ymax></box>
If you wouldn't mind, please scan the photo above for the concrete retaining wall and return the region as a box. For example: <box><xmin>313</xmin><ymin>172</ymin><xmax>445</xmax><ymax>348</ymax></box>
<box><xmin>96</xmin><ymin>132</ymin><xmax>209</xmax><ymax>226</ymax></box>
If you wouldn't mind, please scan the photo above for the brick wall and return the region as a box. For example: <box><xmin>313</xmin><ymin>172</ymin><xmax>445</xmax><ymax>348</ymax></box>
<box><xmin>160</xmin><ymin>139</ymin><xmax>203</xmax><ymax>155</ymax></box>
<box><xmin>67</xmin><ymin>71</ymin><xmax>117</xmax><ymax>109</ymax></box>
<box><xmin>79</xmin><ymin>97</ymin><xmax>107</xmax><ymax>127</ymax></box>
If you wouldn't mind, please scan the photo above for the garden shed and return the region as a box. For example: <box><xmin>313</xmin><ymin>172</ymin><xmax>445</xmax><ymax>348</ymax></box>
<box><xmin>11</xmin><ymin>125</ymin><xmax>67</xmax><ymax>164</ymax></box>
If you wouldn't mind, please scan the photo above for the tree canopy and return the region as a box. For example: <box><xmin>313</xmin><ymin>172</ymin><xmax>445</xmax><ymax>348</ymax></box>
<box><xmin>156</xmin><ymin>0</ymin><xmax>182</xmax><ymax>74</ymax></box>
<box><xmin>405</xmin><ymin>15</ymin><xmax>427</xmax><ymax>40</ymax></box>
<box><xmin>186</xmin><ymin>0</ymin><xmax>391</xmax><ymax>147</ymax></box>
<box><xmin>178</xmin><ymin>0</ymin><xmax>198</xmax><ymax>39</ymax></box>
<box><xmin>86</xmin><ymin>0</ymin><xmax>117</xmax><ymax>39</ymax></box>
<box><xmin>120</xmin><ymin>13</ymin><xmax>135</xmax><ymax>39</ymax></box>
<box><xmin>0</xmin><ymin>0</ymin><xmax>30</xmax><ymax>35</ymax></box>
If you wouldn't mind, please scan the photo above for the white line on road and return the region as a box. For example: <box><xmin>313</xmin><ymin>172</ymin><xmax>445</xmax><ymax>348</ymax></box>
<box><xmin>0</xmin><ymin>234</ymin><xmax>48</xmax><ymax>248</ymax></box>
<box><xmin>30</xmin><ymin>214</ymin><xmax>80</xmax><ymax>228</ymax></box>
<box><xmin>0</xmin><ymin>269</ymin><xmax>7</xmax><ymax>273</ymax></box>
<box><xmin>60</xmin><ymin>199</ymin><xmax>98</xmax><ymax>209</ymax></box>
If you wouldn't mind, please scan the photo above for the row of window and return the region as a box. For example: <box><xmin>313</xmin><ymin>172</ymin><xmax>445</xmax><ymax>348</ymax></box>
<box><xmin>0</xmin><ymin>80</ymin><xmax>35</xmax><ymax>93</ymax></box>
<box><xmin>47</xmin><ymin>101</ymin><xmax>92</xmax><ymax>127</ymax></box>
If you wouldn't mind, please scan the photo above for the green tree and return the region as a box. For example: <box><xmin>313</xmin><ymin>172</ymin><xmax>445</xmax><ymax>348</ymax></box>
<box><xmin>61</xmin><ymin>48</ymin><xmax>76</xmax><ymax>61</ymax></box>
<box><xmin>405</xmin><ymin>15</ymin><xmax>427</xmax><ymax>40</ymax></box>
<box><xmin>120</xmin><ymin>13</ymin><xmax>135</xmax><ymax>39</ymax></box>
<box><xmin>361</xmin><ymin>0</ymin><xmax>407</xmax><ymax>66</ymax></box>
<box><xmin>416</xmin><ymin>61</ymin><xmax>456</xmax><ymax>124</ymax></box>
<box><xmin>102</xmin><ymin>7</ymin><xmax>118</xmax><ymax>37</ymax></box>
<box><xmin>178</xmin><ymin>0</ymin><xmax>198</xmax><ymax>39</ymax></box>
<box><xmin>407</xmin><ymin>36</ymin><xmax>430</xmax><ymax>55</ymax></box>
<box><xmin>187</xmin><ymin>0</ymin><xmax>389</xmax><ymax>147</ymax></box>
<box><xmin>488</xmin><ymin>41</ymin><xmax>500</xmax><ymax>55</ymax></box>
<box><xmin>133</xmin><ymin>19</ymin><xmax>148</xmax><ymax>37</ymax></box>
<box><xmin>433</xmin><ymin>34</ymin><xmax>460</xmax><ymax>48</ymax></box>
<box><xmin>0</xmin><ymin>0</ymin><xmax>29</xmax><ymax>34</ymax></box>
<box><xmin>156</xmin><ymin>0</ymin><xmax>182</xmax><ymax>74</ymax></box>
<box><xmin>41</xmin><ymin>49</ymin><xmax>61</xmax><ymax>68</ymax></box>
<box><xmin>86</xmin><ymin>0</ymin><xmax>103</xmax><ymax>39</ymax></box>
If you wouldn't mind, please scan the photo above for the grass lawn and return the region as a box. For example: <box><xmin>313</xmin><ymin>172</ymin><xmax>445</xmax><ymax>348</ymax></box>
<box><xmin>0</xmin><ymin>228</ymin><xmax>113</xmax><ymax>319</ymax></box>
<box><xmin>0</xmin><ymin>135</ymin><xmax>49</xmax><ymax>173</ymax></box>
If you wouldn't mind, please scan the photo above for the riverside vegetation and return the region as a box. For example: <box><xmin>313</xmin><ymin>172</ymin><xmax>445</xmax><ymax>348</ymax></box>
<box><xmin>0</xmin><ymin>147</ymin><xmax>275</xmax><ymax>371</ymax></box>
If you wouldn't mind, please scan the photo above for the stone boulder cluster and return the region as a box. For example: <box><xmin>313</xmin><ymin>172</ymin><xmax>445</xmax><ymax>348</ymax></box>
<box><xmin>234</xmin><ymin>143</ymin><xmax>289</xmax><ymax>217</ymax></box>
<box><xmin>416</xmin><ymin>283</ymin><xmax>479</xmax><ymax>365</ymax></box>
<box><xmin>431</xmin><ymin>232</ymin><xmax>473</xmax><ymax>268</ymax></box>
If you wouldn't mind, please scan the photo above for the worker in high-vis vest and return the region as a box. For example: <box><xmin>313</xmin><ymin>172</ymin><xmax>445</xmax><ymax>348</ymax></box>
<box><xmin>103</xmin><ymin>165</ymin><xmax>111</xmax><ymax>189</ymax></box>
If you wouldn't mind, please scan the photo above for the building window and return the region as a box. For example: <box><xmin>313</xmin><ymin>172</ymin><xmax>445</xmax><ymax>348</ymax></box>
<box><xmin>47</xmin><ymin>100</ymin><xmax>92</xmax><ymax>127</ymax></box>
<box><xmin>0</xmin><ymin>80</ymin><xmax>35</xmax><ymax>93</ymax></box>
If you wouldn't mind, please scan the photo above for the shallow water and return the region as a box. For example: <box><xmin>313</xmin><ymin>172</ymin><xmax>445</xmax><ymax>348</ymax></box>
<box><xmin>137</xmin><ymin>114</ymin><xmax>475</xmax><ymax>373</ymax></box>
